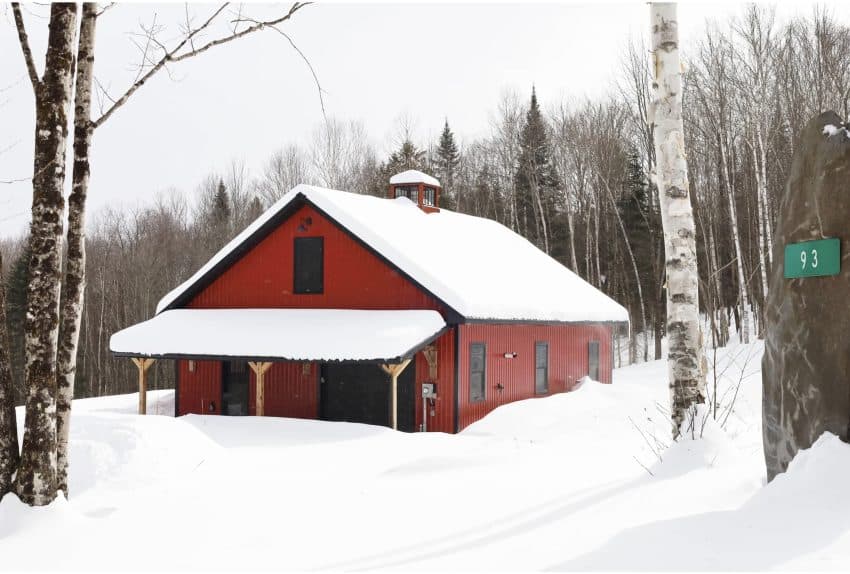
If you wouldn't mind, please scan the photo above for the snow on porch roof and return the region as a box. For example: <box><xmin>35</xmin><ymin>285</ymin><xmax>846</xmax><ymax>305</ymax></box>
<box><xmin>110</xmin><ymin>309</ymin><xmax>446</xmax><ymax>362</ymax></box>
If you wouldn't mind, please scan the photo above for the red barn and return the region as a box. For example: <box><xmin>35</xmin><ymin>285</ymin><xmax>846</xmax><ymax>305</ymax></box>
<box><xmin>111</xmin><ymin>170</ymin><xmax>629</xmax><ymax>433</ymax></box>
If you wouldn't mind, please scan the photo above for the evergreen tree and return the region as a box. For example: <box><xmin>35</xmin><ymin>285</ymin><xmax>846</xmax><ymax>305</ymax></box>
<box><xmin>435</xmin><ymin>120</ymin><xmax>460</xmax><ymax>210</ymax></box>
<box><xmin>213</xmin><ymin>179</ymin><xmax>231</xmax><ymax>224</ymax></box>
<box><xmin>617</xmin><ymin>148</ymin><xmax>653</xmax><ymax>304</ymax></box>
<box><xmin>515</xmin><ymin>86</ymin><xmax>558</xmax><ymax>252</ymax></box>
<box><xmin>386</xmin><ymin>140</ymin><xmax>426</xmax><ymax>173</ymax></box>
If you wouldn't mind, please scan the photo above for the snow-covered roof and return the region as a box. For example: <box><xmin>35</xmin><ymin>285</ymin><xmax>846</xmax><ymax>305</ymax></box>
<box><xmin>110</xmin><ymin>309</ymin><xmax>446</xmax><ymax>361</ymax></box>
<box><xmin>389</xmin><ymin>170</ymin><xmax>441</xmax><ymax>187</ymax></box>
<box><xmin>157</xmin><ymin>185</ymin><xmax>629</xmax><ymax>323</ymax></box>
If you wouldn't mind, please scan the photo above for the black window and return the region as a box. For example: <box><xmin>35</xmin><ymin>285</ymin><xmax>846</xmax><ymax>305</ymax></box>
<box><xmin>588</xmin><ymin>341</ymin><xmax>600</xmax><ymax>381</ymax></box>
<box><xmin>535</xmin><ymin>342</ymin><xmax>549</xmax><ymax>394</ymax></box>
<box><xmin>423</xmin><ymin>187</ymin><xmax>436</xmax><ymax>206</ymax></box>
<box><xmin>293</xmin><ymin>237</ymin><xmax>324</xmax><ymax>294</ymax></box>
<box><xmin>470</xmin><ymin>343</ymin><xmax>486</xmax><ymax>403</ymax></box>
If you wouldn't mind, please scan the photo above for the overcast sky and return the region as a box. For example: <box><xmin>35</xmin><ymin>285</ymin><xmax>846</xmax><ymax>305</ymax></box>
<box><xmin>2</xmin><ymin>1</ymin><xmax>848</xmax><ymax>238</ymax></box>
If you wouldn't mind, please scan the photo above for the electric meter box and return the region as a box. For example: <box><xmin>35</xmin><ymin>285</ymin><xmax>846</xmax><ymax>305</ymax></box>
<box><xmin>421</xmin><ymin>382</ymin><xmax>437</xmax><ymax>398</ymax></box>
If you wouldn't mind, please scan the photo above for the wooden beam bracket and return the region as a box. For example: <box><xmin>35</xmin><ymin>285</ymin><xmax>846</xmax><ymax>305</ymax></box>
<box><xmin>381</xmin><ymin>358</ymin><xmax>413</xmax><ymax>430</ymax></box>
<box><xmin>248</xmin><ymin>361</ymin><xmax>273</xmax><ymax>416</ymax></box>
<box><xmin>132</xmin><ymin>357</ymin><xmax>156</xmax><ymax>415</ymax></box>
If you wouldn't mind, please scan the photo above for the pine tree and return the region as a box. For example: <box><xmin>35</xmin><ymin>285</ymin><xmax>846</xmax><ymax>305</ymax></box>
<box><xmin>213</xmin><ymin>179</ymin><xmax>231</xmax><ymax>225</ymax></box>
<box><xmin>515</xmin><ymin>87</ymin><xmax>558</xmax><ymax>253</ymax></box>
<box><xmin>435</xmin><ymin>120</ymin><xmax>460</xmax><ymax>210</ymax></box>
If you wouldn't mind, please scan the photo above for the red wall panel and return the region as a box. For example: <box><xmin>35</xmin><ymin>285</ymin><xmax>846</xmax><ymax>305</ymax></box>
<box><xmin>247</xmin><ymin>361</ymin><xmax>319</xmax><ymax>419</ymax></box>
<box><xmin>188</xmin><ymin>204</ymin><xmax>444</xmax><ymax>312</ymax></box>
<box><xmin>177</xmin><ymin>360</ymin><xmax>222</xmax><ymax>416</ymax></box>
<box><xmin>412</xmin><ymin>328</ymin><xmax>455</xmax><ymax>433</ymax></box>
<box><xmin>456</xmin><ymin>323</ymin><xmax>613</xmax><ymax>431</ymax></box>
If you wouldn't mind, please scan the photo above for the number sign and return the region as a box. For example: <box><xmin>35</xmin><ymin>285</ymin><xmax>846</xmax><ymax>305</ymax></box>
<box><xmin>784</xmin><ymin>238</ymin><xmax>840</xmax><ymax>278</ymax></box>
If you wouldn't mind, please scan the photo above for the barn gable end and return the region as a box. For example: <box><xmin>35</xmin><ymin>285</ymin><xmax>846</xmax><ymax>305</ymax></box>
<box><xmin>182</xmin><ymin>199</ymin><xmax>450</xmax><ymax>314</ymax></box>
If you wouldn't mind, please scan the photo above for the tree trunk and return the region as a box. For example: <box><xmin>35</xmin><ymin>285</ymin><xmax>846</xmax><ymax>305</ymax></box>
<box><xmin>14</xmin><ymin>3</ymin><xmax>78</xmax><ymax>506</ymax></box>
<box><xmin>650</xmin><ymin>3</ymin><xmax>706</xmax><ymax>438</ymax></box>
<box><xmin>0</xmin><ymin>250</ymin><xmax>20</xmax><ymax>499</ymax></box>
<box><xmin>567</xmin><ymin>210</ymin><xmax>578</xmax><ymax>272</ymax></box>
<box><xmin>56</xmin><ymin>2</ymin><xmax>97</xmax><ymax>498</ymax></box>
<box><xmin>720</xmin><ymin>138</ymin><xmax>750</xmax><ymax>344</ymax></box>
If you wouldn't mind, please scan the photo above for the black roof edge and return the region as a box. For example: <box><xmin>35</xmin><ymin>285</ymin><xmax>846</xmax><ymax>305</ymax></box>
<box><xmin>457</xmin><ymin>318</ymin><xmax>630</xmax><ymax>327</ymax></box>
<box><xmin>111</xmin><ymin>327</ymin><xmax>449</xmax><ymax>365</ymax></box>
<box><xmin>163</xmin><ymin>193</ymin><xmax>311</xmax><ymax>312</ymax></box>
<box><xmin>161</xmin><ymin>191</ymin><xmax>465</xmax><ymax>324</ymax></box>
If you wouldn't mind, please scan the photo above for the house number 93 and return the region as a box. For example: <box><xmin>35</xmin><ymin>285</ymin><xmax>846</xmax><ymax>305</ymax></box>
<box><xmin>800</xmin><ymin>249</ymin><xmax>819</xmax><ymax>269</ymax></box>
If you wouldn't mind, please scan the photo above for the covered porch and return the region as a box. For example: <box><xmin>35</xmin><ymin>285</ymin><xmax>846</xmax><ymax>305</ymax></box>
<box><xmin>110</xmin><ymin>308</ymin><xmax>446</xmax><ymax>430</ymax></box>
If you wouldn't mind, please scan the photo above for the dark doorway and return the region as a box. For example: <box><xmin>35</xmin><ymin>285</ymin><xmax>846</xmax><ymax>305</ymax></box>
<box><xmin>222</xmin><ymin>360</ymin><xmax>250</xmax><ymax>416</ymax></box>
<box><xmin>320</xmin><ymin>362</ymin><xmax>416</xmax><ymax>431</ymax></box>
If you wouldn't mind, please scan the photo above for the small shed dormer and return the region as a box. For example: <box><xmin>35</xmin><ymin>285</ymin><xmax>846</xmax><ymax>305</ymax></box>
<box><xmin>388</xmin><ymin>170</ymin><xmax>441</xmax><ymax>213</ymax></box>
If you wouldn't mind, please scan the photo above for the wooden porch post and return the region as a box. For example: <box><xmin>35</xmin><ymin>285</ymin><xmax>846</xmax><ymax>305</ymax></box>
<box><xmin>131</xmin><ymin>357</ymin><xmax>156</xmax><ymax>415</ymax></box>
<box><xmin>381</xmin><ymin>358</ymin><xmax>412</xmax><ymax>430</ymax></box>
<box><xmin>248</xmin><ymin>361</ymin><xmax>273</xmax><ymax>416</ymax></box>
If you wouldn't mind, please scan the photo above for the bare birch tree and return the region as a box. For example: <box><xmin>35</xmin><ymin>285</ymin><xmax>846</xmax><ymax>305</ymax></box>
<box><xmin>11</xmin><ymin>2</ymin><xmax>79</xmax><ymax>505</ymax></box>
<box><xmin>650</xmin><ymin>3</ymin><xmax>706</xmax><ymax>437</ymax></box>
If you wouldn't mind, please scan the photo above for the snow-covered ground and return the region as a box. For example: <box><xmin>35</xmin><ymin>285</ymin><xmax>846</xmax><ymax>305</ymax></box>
<box><xmin>3</xmin><ymin>338</ymin><xmax>850</xmax><ymax>570</ymax></box>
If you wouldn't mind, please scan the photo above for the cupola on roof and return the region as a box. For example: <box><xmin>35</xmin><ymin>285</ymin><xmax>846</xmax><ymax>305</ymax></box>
<box><xmin>389</xmin><ymin>170</ymin><xmax>441</xmax><ymax>187</ymax></box>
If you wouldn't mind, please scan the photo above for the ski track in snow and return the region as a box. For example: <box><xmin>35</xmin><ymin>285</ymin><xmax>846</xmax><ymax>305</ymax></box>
<box><xmin>3</xmin><ymin>338</ymin><xmax>850</xmax><ymax>570</ymax></box>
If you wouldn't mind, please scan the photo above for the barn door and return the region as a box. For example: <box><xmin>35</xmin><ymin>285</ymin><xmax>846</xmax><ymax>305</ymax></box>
<box><xmin>222</xmin><ymin>360</ymin><xmax>250</xmax><ymax>416</ymax></box>
<box><xmin>588</xmin><ymin>341</ymin><xmax>600</xmax><ymax>381</ymax></box>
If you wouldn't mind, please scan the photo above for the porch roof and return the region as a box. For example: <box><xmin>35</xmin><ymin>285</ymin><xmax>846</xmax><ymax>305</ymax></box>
<box><xmin>109</xmin><ymin>308</ymin><xmax>446</xmax><ymax>363</ymax></box>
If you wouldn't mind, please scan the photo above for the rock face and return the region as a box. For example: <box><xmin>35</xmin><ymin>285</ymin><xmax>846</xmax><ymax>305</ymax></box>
<box><xmin>763</xmin><ymin>111</ymin><xmax>850</xmax><ymax>481</ymax></box>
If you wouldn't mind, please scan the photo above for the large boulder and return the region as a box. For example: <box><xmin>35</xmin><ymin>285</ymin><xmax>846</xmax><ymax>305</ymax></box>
<box><xmin>763</xmin><ymin>111</ymin><xmax>850</xmax><ymax>481</ymax></box>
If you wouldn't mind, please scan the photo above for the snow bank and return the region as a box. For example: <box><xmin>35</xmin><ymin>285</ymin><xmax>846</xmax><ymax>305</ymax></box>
<box><xmin>14</xmin><ymin>340</ymin><xmax>846</xmax><ymax>571</ymax></box>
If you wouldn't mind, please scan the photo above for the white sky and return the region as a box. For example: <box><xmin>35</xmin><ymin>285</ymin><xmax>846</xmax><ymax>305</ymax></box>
<box><xmin>2</xmin><ymin>1</ymin><xmax>848</xmax><ymax>237</ymax></box>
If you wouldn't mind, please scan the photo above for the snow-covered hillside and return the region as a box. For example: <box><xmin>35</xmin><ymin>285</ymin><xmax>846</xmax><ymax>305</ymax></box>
<box><xmin>2</xmin><ymin>340</ymin><xmax>850</xmax><ymax>570</ymax></box>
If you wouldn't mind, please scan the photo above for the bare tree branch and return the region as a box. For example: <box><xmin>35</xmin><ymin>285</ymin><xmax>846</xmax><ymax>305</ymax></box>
<box><xmin>11</xmin><ymin>3</ymin><xmax>41</xmax><ymax>91</ymax></box>
<box><xmin>92</xmin><ymin>3</ymin><xmax>230</xmax><ymax>128</ymax></box>
<box><xmin>264</xmin><ymin>24</ymin><xmax>327</xmax><ymax>118</ymax></box>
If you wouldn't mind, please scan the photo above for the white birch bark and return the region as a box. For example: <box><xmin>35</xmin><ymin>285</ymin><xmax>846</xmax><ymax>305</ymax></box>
<box><xmin>650</xmin><ymin>3</ymin><xmax>707</xmax><ymax>437</ymax></box>
<box><xmin>720</xmin><ymin>139</ymin><xmax>750</xmax><ymax>344</ymax></box>
<box><xmin>56</xmin><ymin>2</ymin><xmax>98</xmax><ymax>498</ymax></box>
<box><xmin>13</xmin><ymin>3</ymin><xmax>78</xmax><ymax>506</ymax></box>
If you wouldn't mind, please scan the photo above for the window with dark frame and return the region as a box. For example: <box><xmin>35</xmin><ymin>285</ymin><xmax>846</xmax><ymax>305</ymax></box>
<box><xmin>535</xmin><ymin>342</ymin><xmax>549</xmax><ymax>394</ymax></box>
<box><xmin>293</xmin><ymin>236</ymin><xmax>324</xmax><ymax>294</ymax></box>
<box><xmin>469</xmin><ymin>343</ymin><xmax>486</xmax><ymax>403</ymax></box>
<box><xmin>423</xmin><ymin>187</ymin><xmax>436</xmax><ymax>206</ymax></box>
<box><xmin>588</xmin><ymin>340</ymin><xmax>600</xmax><ymax>381</ymax></box>
<box><xmin>394</xmin><ymin>185</ymin><xmax>419</xmax><ymax>203</ymax></box>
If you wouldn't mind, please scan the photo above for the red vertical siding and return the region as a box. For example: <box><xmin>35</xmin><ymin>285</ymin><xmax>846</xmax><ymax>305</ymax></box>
<box><xmin>456</xmin><ymin>323</ymin><xmax>613</xmax><ymax>431</ymax></box>
<box><xmin>187</xmin><ymin>204</ymin><xmax>444</xmax><ymax>312</ymax></box>
<box><xmin>177</xmin><ymin>360</ymin><xmax>222</xmax><ymax>416</ymax></box>
<box><xmin>413</xmin><ymin>328</ymin><xmax>455</xmax><ymax>434</ymax></box>
<box><xmin>247</xmin><ymin>361</ymin><xmax>319</xmax><ymax>419</ymax></box>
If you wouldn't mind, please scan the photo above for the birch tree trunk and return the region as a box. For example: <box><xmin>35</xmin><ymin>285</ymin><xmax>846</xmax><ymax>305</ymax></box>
<box><xmin>720</xmin><ymin>138</ymin><xmax>750</xmax><ymax>344</ymax></box>
<box><xmin>650</xmin><ymin>3</ymin><xmax>707</xmax><ymax>438</ymax></box>
<box><xmin>13</xmin><ymin>2</ymin><xmax>78</xmax><ymax>506</ymax></box>
<box><xmin>0</xmin><ymin>250</ymin><xmax>19</xmax><ymax>499</ymax></box>
<box><xmin>56</xmin><ymin>2</ymin><xmax>98</xmax><ymax>498</ymax></box>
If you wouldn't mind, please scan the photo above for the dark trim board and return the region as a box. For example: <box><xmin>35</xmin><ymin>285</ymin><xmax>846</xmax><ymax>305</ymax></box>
<box><xmin>173</xmin><ymin>360</ymin><xmax>180</xmax><ymax>418</ymax></box>
<box><xmin>460</xmin><ymin>318</ymin><xmax>630</xmax><ymax>328</ymax></box>
<box><xmin>453</xmin><ymin>326</ymin><xmax>460</xmax><ymax>434</ymax></box>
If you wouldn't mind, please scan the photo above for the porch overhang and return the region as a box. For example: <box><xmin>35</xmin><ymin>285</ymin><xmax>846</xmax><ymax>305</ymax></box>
<box><xmin>110</xmin><ymin>308</ymin><xmax>447</xmax><ymax>363</ymax></box>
